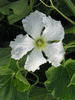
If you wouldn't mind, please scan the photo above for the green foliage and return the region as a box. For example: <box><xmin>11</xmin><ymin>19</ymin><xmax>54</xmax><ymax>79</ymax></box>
<box><xmin>0</xmin><ymin>67</ymin><xmax>13</xmax><ymax>75</ymax></box>
<box><xmin>0</xmin><ymin>0</ymin><xmax>10</xmax><ymax>7</ymax></box>
<box><xmin>29</xmin><ymin>86</ymin><xmax>57</xmax><ymax>100</ymax></box>
<box><xmin>63</xmin><ymin>34</ymin><xmax>75</xmax><ymax>54</ymax></box>
<box><xmin>0</xmin><ymin>48</ymin><xmax>11</xmax><ymax>69</ymax></box>
<box><xmin>45</xmin><ymin>59</ymin><xmax>75</xmax><ymax>100</ymax></box>
<box><xmin>8</xmin><ymin>59</ymin><xmax>19</xmax><ymax>73</ymax></box>
<box><xmin>13</xmin><ymin>71</ymin><xmax>30</xmax><ymax>92</ymax></box>
<box><xmin>0</xmin><ymin>47</ymin><xmax>30</xmax><ymax>99</ymax></box>
<box><xmin>0</xmin><ymin>0</ymin><xmax>30</xmax><ymax>24</ymax></box>
<box><xmin>0</xmin><ymin>79</ymin><xmax>28</xmax><ymax>100</ymax></box>
<box><xmin>0</xmin><ymin>0</ymin><xmax>75</xmax><ymax>100</ymax></box>
<box><xmin>0</xmin><ymin>13</ymin><xmax>4</xmax><ymax>21</ymax></box>
<box><xmin>68</xmin><ymin>73</ymin><xmax>75</xmax><ymax>86</ymax></box>
<box><xmin>65</xmin><ymin>26</ymin><xmax>75</xmax><ymax>35</ymax></box>
<box><xmin>58</xmin><ymin>0</ymin><xmax>75</xmax><ymax>16</ymax></box>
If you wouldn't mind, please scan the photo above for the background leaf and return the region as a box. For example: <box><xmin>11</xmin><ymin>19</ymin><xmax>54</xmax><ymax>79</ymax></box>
<box><xmin>0</xmin><ymin>0</ymin><xmax>30</xmax><ymax>24</ymax></box>
<box><xmin>8</xmin><ymin>6</ymin><xmax>30</xmax><ymax>24</ymax></box>
<box><xmin>0</xmin><ymin>67</ymin><xmax>29</xmax><ymax>100</ymax></box>
<box><xmin>29</xmin><ymin>86</ymin><xmax>57</xmax><ymax>100</ymax></box>
<box><xmin>0</xmin><ymin>67</ymin><xmax>13</xmax><ymax>75</ymax></box>
<box><xmin>18</xmin><ymin>51</ymin><xmax>31</xmax><ymax>69</ymax></box>
<box><xmin>0</xmin><ymin>79</ymin><xmax>28</xmax><ymax>100</ymax></box>
<box><xmin>0</xmin><ymin>48</ymin><xmax>11</xmax><ymax>69</ymax></box>
<box><xmin>13</xmin><ymin>71</ymin><xmax>30</xmax><ymax>92</ymax></box>
<box><xmin>0</xmin><ymin>75</ymin><xmax>12</xmax><ymax>85</ymax></box>
<box><xmin>8</xmin><ymin>58</ymin><xmax>19</xmax><ymax>73</ymax></box>
<box><xmin>58</xmin><ymin>0</ymin><xmax>75</xmax><ymax>16</ymax></box>
<box><xmin>0</xmin><ymin>13</ymin><xmax>4</xmax><ymax>21</ymax></box>
<box><xmin>68</xmin><ymin>73</ymin><xmax>75</xmax><ymax>86</ymax></box>
<box><xmin>0</xmin><ymin>0</ymin><xmax>10</xmax><ymax>7</ymax></box>
<box><xmin>45</xmin><ymin>59</ymin><xmax>75</xmax><ymax>100</ymax></box>
<box><xmin>63</xmin><ymin>34</ymin><xmax>75</xmax><ymax>54</ymax></box>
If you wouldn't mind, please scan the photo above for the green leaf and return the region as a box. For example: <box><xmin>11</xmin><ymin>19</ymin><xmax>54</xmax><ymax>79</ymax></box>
<box><xmin>44</xmin><ymin>93</ymin><xmax>57</xmax><ymax>100</ymax></box>
<box><xmin>0</xmin><ymin>48</ymin><xmax>11</xmax><ymax>69</ymax></box>
<box><xmin>0</xmin><ymin>0</ymin><xmax>10</xmax><ymax>7</ymax></box>
<box><xmin>0</xmin><ymin>0</ymin><xmax>30</xmax><ymax>24</ymax></box>
<box><xmin>0</xmin><ymin>75</ymin><xmax>12</xmax><ymax>85</ymax></box>
<box><xmin>10</xmin><ymin>0</ymin><xmax>29</xmax><ymax>15</ymax></box>
<box><xmin>58</xmin><ymin>0</ymin><xmax>75</xmax><ymax>16</ymax></box>
<box><xmin>0</xmin><ymin>0</ymin><xmax>28</xmax><ymax>14</ymax></box>
<box><xmin>0</xmin><ymin>79</ymin><xmax>28</xmax><ymax>100</ymax></box>
<box><xmin>18</xmin><ymin>51</ymin><xmax>31</xmax><ymax>69</ymax></box>
<box><xmin>8</xmin><ymin>6</ymin><xmax>30</xmax><ymax>24</ymax></box>
<box><xmin>18</xmin><ymin>55</ymin><xmax>28</xmax><ymax>69</ymax></box>
<box><xmin>45</xmin><ymin>59</ymin><xmax>75</xmax><ymax>100</ymax></box>
<box><xmin>0</xmin><ymin>13</ymin><xmax>4</xmax><ymax>21</ymax></box>
<box><xmin>68</xmin><ymin>73</ymin><xmax>75</xmax><ymax>86</ymax></box>
<box><xmin>8</xmin><ymin>59</ymin><xmax>19</xmax><ymax>73</ymax></box>
<box><xmin>64</xmin><ymin>59</ymin><xmax>75</xmax><ymax>69</ymax></box>
<box><xmin>13</xmin><ymin>71</ymin><xmax>30</xmax><ymax>92</ymax></box>
<box><xmin>63</xmin><ymin>34</ymin><xmax>75</xmax><ymax>54</ymax></box>
<box><xmin>67</xmin><ymin>41</ymin><xmax>75</xmax><ymax>46</ymax></box>
<box><xmin>65</xmin><ymin>26</ymin><xmax>75</xmax><ymax>35</ymax></box>
<box><xmin>0</xmin><ymin>67</ymin><xmax>14</xmax><ymax>75</ymax></box>
<box><xmin>0</xmin><ymin>67</ymin><xmax>28</xmax><ymax>99</ymax></box>
<box><xmin>29</xmin><ymin>86</ymin><xmax>57</xmax><ymax>100</ymax></box>
<box><xmin>63</xmin><ymin>0</ymin><xmax>75</xmax><ymax>16</ymax></box>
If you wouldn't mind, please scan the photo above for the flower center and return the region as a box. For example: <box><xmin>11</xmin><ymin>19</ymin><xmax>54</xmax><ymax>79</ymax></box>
<box><xmin>35</xmin><ymin>38</ymin><xmax>46</xmax><ymax>49</ymax></box>
<box><xmin>36</xmin><ymin>39</ymin><xmax>44</xmax><ymax>47</ymax></box>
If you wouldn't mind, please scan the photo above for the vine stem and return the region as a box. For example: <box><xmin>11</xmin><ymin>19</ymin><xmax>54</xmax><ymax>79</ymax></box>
<box><xmin>50</xmin><ymin>0</ymin><xmax>75</xmax><ymax>25</ymax></box>
<box><xmin>65</xmin><ymin>26</ymin><xmax>75</xmax><ymax>34</ymax></box>
<box><xmin>27</xmin><ymin>78</ymin><xmax>44</xmax><ymax>85</ymax></box>
<box><xmin>64</xmin><ymin>45</ymin><xmax>75</xmax><ymax>50</ymax></box>
<box><xmin>30</xmin><ymin>0</ymin><xmax>33</xmax><ymax>12</ymax></box>
<box><xmin>27</xmin><ymin>72</ymin><xmax>39</xmax><ymax>100</ymax></box>
<box><xmin>40</xmin><ymin>0</ymin><xmax>52</xmax><ymax>8</ymax></box>
<box><xmin>53</xmin><ymin>6</ymin><xmax>75</xmax><ymax>25</ymax></box>
<box><xmin>40</xmin><ymin>0</ymin><xmax>75</xmax><ymax>25</ymax></box>
<box><xmin>49</xmin><ymin>0</ymin><xmax>53</xmax><ymax>6</ymax></box>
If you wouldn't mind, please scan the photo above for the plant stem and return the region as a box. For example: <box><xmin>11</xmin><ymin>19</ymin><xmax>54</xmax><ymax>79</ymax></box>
<box><xmin>33</xmin><ymin>2</ymin><xmax>41</xmax><ymax>8</ymax></box>
<box><xmin>49</xmin><ymin>0</ymin><xmax>75</xmax><ymax>25</ymax></box>
<box><xmin>64</xmin><ymin>45</ymin><xmax>75</xmax><ymax>51</ymax></box>
<box><xmin>30</xmin><ymin>0</ymin><xmax>33</xmax><ymax>12</ymax></box>
<box><xmin>40</xmin><ymin>0</ymin><xmax>52</xmax><ymax>8</ymax></box>
<box><xmin>49</xmin><ymin>0</ymin><xmax>53</xmax><ymax>6</ymax></box>
<box><xmin>65</xmin><ymin>26</ymin><xmax>75</xmax><ymax>34</ymax></box>
<box><xmin>53</xmin><ymin>6</ymin><xmax>75</xmax><ymax>25</ymax></box>
<box><xmin>27</xmin><ymin>72</ymin><xmax>39</xmax><ymax>99</ymax></box>
<box><xmin>57</xmin><ymin>99</ymin><xmax>60</xmax><ymax>100</ymax></box>
<box><xmin>40</xmin><ymin>0</ymin><xmax>75</xmax><ymax>25</ymax></box>
<box><xmin>27</xmin><ymin>78</ymin><xmax>44</xmax><ymax>85</ymax></box>
<box><xmin>13</xmin><ymin>24</ymin><xmax>23</xmax><ymax>30</ymax></box>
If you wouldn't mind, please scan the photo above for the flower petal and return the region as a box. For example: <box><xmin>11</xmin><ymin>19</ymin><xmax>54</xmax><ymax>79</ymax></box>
<box><xmin>22</xmin><ymin>10</ymin><xmax>46</xmax><ymax>39</ymax></box>
<box><xmin>24</xmin><ymin>49</ymin><xmax>47</xmax><ymax>72</ymax></box>
<box><xmin>10</xmin><ymin>34</ymin><xmax>34</xmax><ymax>60</ymax></box>
<box><xmin>42</xmin><ymin>16</ymin><xmax>64</xmax><ymax>41</ymax></box>
<box><xmin>43</xmin><ymin>41</ymin><xmax>65</xmax><ymax>67</ymax></box>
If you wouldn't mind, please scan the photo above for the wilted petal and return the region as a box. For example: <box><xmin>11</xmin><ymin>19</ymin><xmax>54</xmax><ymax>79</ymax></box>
<box><xmin>22</xmin><ymin>10</ymin><xmax>46</xmax><ymax>39</ymax></box>
<box><xmin>24</xmin><ymin>49</ymin><xmax>47</xmax><ymax>72</ymax></box>
<box><xmin>10</xmin><ymin>34</ymin><xmax>34</xmax><ymax>60</ymax></box>
<box><xmin>43</xmin><ymin>41</ymin><xmax>65</xmax><ymax>67</ymax></box>
<box><xmin>42</xmin><ymin>16</ymin><xmax>64</xmax><ymax>41</ymax></box>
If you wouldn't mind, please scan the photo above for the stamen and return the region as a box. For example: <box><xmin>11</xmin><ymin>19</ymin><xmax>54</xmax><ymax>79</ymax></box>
<box><xmin>35</xmin><ymin>38</ymin><xmax>46</xmax><ymax>49</ymax></box>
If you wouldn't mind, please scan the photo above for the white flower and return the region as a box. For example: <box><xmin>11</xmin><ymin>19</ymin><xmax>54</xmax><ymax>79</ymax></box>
<box><xmin>10</xmin><ymin>10</ymin><xmax>65</xmax><ymax>72</ymax></box>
